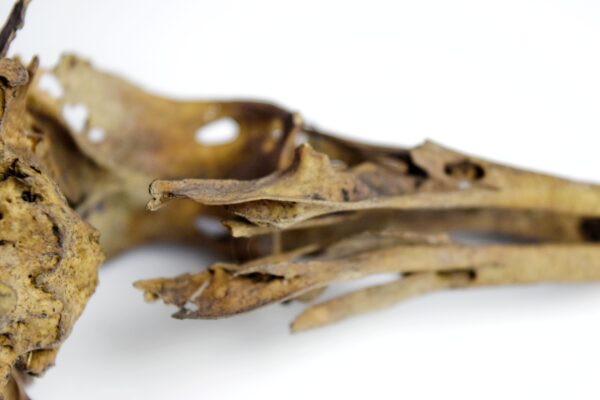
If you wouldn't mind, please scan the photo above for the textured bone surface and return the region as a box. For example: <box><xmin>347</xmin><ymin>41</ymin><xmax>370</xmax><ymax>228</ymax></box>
<box><xmin>0</xmin><ymin>3</ymin><xmax>104</xmax><ymax>398</ymax></box>
<box><xmin>1</xmin><ymin>1</ymin><xmax>600</xmax><ymax>399</ymax></box>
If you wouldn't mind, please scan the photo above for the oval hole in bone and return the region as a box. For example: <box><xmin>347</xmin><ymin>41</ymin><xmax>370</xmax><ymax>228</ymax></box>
<box><xmin>88</xmin><ymin>127</ymin><xmax>106</xmax><ymax>143</ymax></box>
<box><xmin>194</xmin><ymin>117</ymin><xmax>239</xmax><ymax>145</ymax></box>
<box><xmin>37</xmin><ymin>73</ymin><xmax>63</xmax><ymax>98</ymax></box>
<box><xmin>62</xmin><ymin>103</ymin><xmax>89</xmax><ymax>134</ymax></box>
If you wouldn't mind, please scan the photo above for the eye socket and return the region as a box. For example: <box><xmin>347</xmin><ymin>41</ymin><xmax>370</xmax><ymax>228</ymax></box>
<box><xmin>444</xmin><ymin>160</ymin><xmax>485</xmax><ymax>181</ymax></box>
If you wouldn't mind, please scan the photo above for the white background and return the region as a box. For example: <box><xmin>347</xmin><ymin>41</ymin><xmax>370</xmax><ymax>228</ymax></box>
<box><xmin>2</xmin><ymin>0</ymin><xmax>600</xmax><ymax>398</ymax></box>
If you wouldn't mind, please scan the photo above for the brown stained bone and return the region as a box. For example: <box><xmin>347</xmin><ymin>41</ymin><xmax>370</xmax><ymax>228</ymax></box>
<box><xmin>0</xmin><ymin>0</ymin><xmax>598</xmax><ymax>396</ymax></box>
<box><xmin>0</xmin><ymin>0</ymin><xmax>28</xmax><ymax>58</ymax></box>
<box><xmin>148</xmin><ymin>141</ymin><xmax>600</xmax><ymax>229</ymax></box>
<box><xmin>26</xmin><ymin>55</ymin><xmax>300</xmax><ymax>257</ymax></box>
<box><xmin>0</xmin><ymin>155</ymin><xmax>102</xmax><ymax>396</ymax></box>
<box><xmin>0</xmin><ymin>372</ymin><xmax>28</xmax><ymax>400</ymax></box>
<box><xmin>288</xmin><ymin>239</ymin><xmax>600</xmax><ymax>331</ymax></box>
<box><xmin>0</xmin><ymin>8</ymin><xmax>304</xmax><ymax>394</ymax></box>
<box><xmin>0</xmin><ymin>6</ymin><xmax>104</xmax><ymax>397</ymax></box>
<box><xmin>137</xmin><ymin>64</ymin><xmax>600</xmax><ymax>334</ymax></box>
<box><xmin>224</xmin><ymin>208</ymin><xmax>590</xmax><ymax>245</ymax></box>
<box><xmin>290</xmin><ymin>271</ymin><xmax>470</xmax><ymax>332</ymax></box>
<box><xmin>135</xmin><ymin>226</ymin><xmax>600</xmax><ymax>320</ymax></box>
<box><xmin>34</xmin><ymin>56</ymin><xmax>296</xmax><ymax>181</ymax></box>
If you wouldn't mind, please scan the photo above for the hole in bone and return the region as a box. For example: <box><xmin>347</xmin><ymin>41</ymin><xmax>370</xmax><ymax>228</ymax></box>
<box><xmin>294</xmin><ymin>131</ymin><xmax>309</xmax><ymax>147</ymax></box>
<box><xmin>580</xmin><ymin>217</ymin><xmax>600</xmax><ymax>242</ymax></box>
<box><xmin>271</xmin><ymin>128</ymin><xmax>283</xmax><ymax>139</ymax></box>
<box><xmin>194</xmin><ymin>216</ymin><xmax>227</xmax><ymax>238</ymax></box>
<box><xmin>438</xmin><ymin>269</ymin><xmax>477</xmax><ymax>282</ymax></box>
<box><xmin>37</xmin><ymin>73</ymin><xmax>63</xmax><ymax>98</ymax></box>
<box><xmin>87</xmin><ymin>127</ymin><xmax>106</xmax><ymax>143</ymax></box>
<box><xmin>21</xmin><ymin>191</ymin><xmax>40</xmax><ymax>203</ymax></box>
<box><xmin>444</xmin><ymin>160</ymin><xmax>485</xmax><ymax>181</ymax></box>
<box><xmin>62</xmin><ymin>103</ymin><xmax>89</xmax><ymax>134</ymax></box>
<box><xmin>194</xmin><ymin>117</ymin><xmax>239</xmax><ymax>145</ymax></box>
